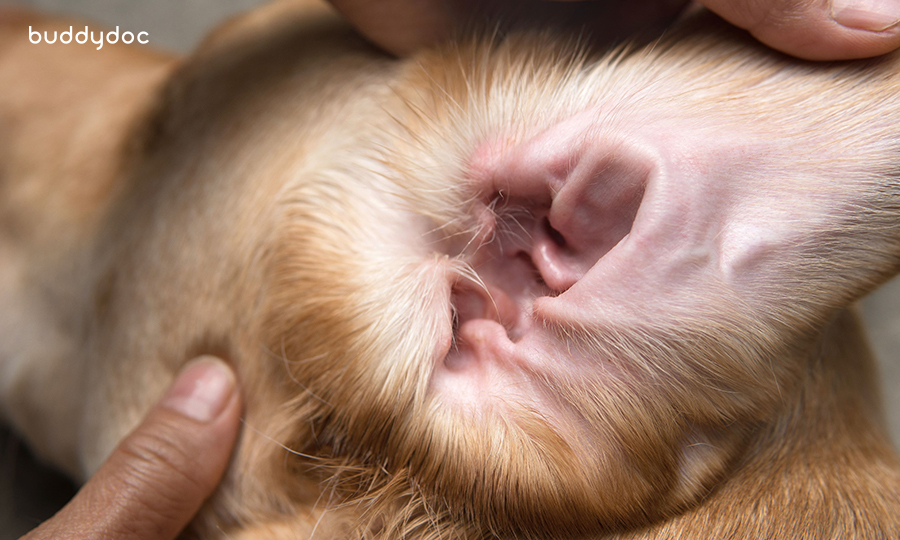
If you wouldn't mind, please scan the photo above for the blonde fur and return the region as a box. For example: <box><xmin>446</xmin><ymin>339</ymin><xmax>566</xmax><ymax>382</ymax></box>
<box><xmin>1</xmin><ymin>2</ymin><xmax>899</xmax><ymax>539</ymax></box>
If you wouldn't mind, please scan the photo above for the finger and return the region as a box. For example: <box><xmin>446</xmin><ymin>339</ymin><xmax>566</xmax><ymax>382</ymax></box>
<box><xmin>328</xmin><ymin>0</ymin><xmax>688</xmax><ymax>56</ymax></box>
<box><xmin>328</xmin><ymin>0</ymin><xmax>453</xmax><ymax>55</ymax></box>
<box><xmin>700</xmin><ymin>0</ymin><xmax>900</xmax><ymax>60</ymax></box>
<box><xmin>24</xmin><ymin>357</ymin><xmax>242</xmax><ymax>540</ymax></box>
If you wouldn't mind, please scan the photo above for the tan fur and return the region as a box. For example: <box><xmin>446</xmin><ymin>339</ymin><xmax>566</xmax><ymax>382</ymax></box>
<box><xmin>1</xmin><ymin>1</ymin><xmax>899</xmax><ymax>539</ymax></box>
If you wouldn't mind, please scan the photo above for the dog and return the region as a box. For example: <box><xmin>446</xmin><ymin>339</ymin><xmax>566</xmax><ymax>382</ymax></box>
<box><xmin>2</xmin><ymin>0</ymin><xmax>900</xmax><ymax>538</ymax></box>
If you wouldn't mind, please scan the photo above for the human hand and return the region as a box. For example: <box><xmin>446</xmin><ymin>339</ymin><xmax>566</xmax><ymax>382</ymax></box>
<box><xmin>705</xmin><ymin>0</ymin><xmax>900</xmax><ymax>59</ymax></box>
<box><xmin>21</xmin><ymin>357</ymin><xmax>242</xmax><ymax>540</ymax></box>
<box><xmin>328</xmin><ymin>0</ymin><xmax>900</xmax><ymax>60</ymax></box>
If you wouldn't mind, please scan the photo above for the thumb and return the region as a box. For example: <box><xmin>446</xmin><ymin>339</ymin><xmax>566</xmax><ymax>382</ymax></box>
<box><xmin>701</xmin><ymin>0</ymin><xmax>900</xmax><ymax>60</ymax></box>
<box><xmin>24</xmin><ymin>356</ymin><xmax>242</xmax><ymax>540</ymax></box>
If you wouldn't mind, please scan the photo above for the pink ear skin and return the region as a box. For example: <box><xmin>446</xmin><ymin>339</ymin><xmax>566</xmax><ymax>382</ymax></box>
<box><xmin>447</xmin><ymin>110</ymin><xmax>689</xmax><ymax>362</ymax></box>
<box><xmin>434</xmin><ymin>111</ymin><xmax>664</xmax><ymax>409</ymax></box>
<box><xmin>483</xmin><ymin>113</ymin><xmax>650</xmax><ymax>295</ymax></box>
<box><xmin>430</xmin><ymin>103</ymin><xmax>893</xmax><ymax>415</ymax></box>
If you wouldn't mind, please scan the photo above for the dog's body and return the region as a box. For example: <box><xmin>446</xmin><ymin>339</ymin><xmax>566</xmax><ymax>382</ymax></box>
<box><xmin>2</xmin><ymin>1</ymin><xmax>900</xmax><ymax>538</ymax></box>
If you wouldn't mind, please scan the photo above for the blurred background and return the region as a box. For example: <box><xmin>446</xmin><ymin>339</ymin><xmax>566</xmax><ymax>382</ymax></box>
<box><xmin>0</xmin><ymin>0</ymin><xmax>898</xmax><ymax>537</ymax></box>
<box><xmin>3</xmin><ymin>0</ymin><xmax>261</xmax><ymax>52</ymax></box>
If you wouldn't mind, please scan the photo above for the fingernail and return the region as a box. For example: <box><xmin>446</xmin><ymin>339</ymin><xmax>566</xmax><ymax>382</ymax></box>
<box><xmin>161</xmin><ymin>357</ymin><xmax>236</xmax><ymax>422</ymax></box>
<box><xmin>832</xmin><ymin>0</ymin><xmax>900</xmax><ymax>31</ymax></box>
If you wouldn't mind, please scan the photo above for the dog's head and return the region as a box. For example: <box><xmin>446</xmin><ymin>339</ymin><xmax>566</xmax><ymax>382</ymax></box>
<box><xmin>75</xmin><ymin>3</ymin><xmax>900</xmax><ymax>538</ymax></box>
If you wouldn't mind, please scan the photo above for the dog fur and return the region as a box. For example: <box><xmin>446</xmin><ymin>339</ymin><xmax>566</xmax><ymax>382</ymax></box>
<box><xmin>2</xmin><ymin>1</ymin><xmax>900</xmax><ymax>538</ymax></box>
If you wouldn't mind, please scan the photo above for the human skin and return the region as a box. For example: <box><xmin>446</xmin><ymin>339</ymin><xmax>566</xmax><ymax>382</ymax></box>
<box><xmin>18</xmin><ymin>358</ymin><xmax>241</xmax><ymax>540</ymax></box>
<box><xmin>328</xmin><ymin>0</ymin><xmax>900</xmax><ymax>59</ymax></box>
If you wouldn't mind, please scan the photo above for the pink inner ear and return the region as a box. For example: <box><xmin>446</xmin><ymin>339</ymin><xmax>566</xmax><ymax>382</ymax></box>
<box><xmin>537</xmin><ymin>149</ymin><xmax>647</xmax><ymax>292</ymax></box>
<box><xmin>438</xmin><ymin>114</ymin><xmax>650</xmax><ymax>383</ymax></box>
<box><xmin>467</xmin><ymin>112</ymin><xmax>648</xmax><ymax>301</ymax></box>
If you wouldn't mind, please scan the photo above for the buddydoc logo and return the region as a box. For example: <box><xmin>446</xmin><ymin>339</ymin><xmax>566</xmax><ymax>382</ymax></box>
<box><xmin>29</xmin><ymin>26</ymin><xmax>148</xmax><ymax>50</ymax></box>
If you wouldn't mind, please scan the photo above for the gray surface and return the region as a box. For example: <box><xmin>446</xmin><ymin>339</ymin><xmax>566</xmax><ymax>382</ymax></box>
<box><xmin>862</xmin><ymin>276</ymin><xmax>900</xmax><ymax>444</ymax></box>
<box><xmin>0</xmin><ymin>0</ymin><xmax>899</xmax><ymax>537</ymax></box>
